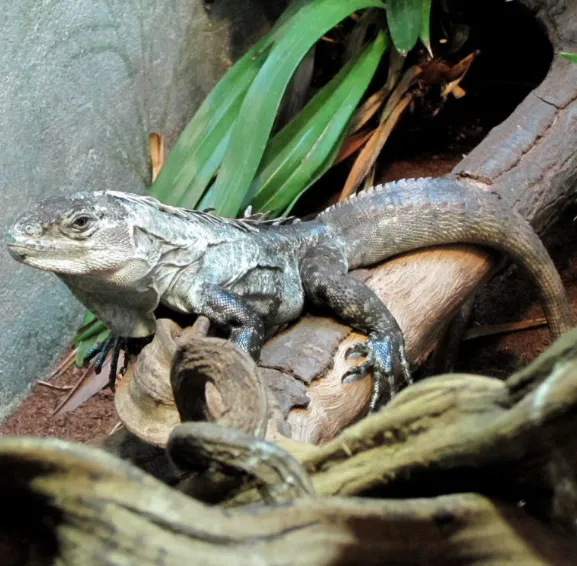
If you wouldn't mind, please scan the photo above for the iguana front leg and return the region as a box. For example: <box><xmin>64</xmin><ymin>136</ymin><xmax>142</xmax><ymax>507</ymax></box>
<box><xmin>300</xmin><ymin>244</ymin><xmax>412</xmax><ymax>411</ymax></box>
<box><xmin>195</xmin><ymin>283</ymin><xmax>266</xmax><ymax>358</ymax></box>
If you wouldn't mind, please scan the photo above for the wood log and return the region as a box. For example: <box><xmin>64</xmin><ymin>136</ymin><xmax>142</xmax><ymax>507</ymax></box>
<box><xmin>11</xmin><ymin>325</ymin><xmax>577</xmax><ymax>564</ymax></box>
<box><xmin>3</xmin><ymin>438</ymin><xmax>576</xmax><ymax>565</ymax></box>
<box><xmin>229</xmin><ymin>326</ymin><xmax>577</xmax><ymax>526</ymax></box>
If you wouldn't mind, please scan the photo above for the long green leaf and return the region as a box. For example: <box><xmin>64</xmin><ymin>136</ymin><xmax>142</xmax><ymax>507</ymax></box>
<box><xmin>281</xmin><ymin>131</ymin><xmax>346</xmax><ymax>217</ymax></box>
<box><xmin>148</xmin><ymin>0</ymin><xmax>315</xmax><ymax>207</ymax></box>
<box><xmin>149</xmin><ymin>40</ymin><xmax>271</xmax><ymax>207</ymax></box>
<box><xmin>386</xmin><ymin>0</ymin><xmax>422</xmax><ymax>55</ymax></box>
<box><xmin>246</xmin><ymin>66</ymin><xmax>358</xmax><ymax>208</ymax></box>
<box><xmin>420</xmin><ymin>0</ymin><xmax>432</xmax><ymax>56</ymax></box>
<box><xmin>207</xmin><ymin>0</ymin><xmax>385</xmax><ymax>218</ymax></box>
<box><xmin>560</xmin><ymin>51</ymin><xmax>577</xmax><ymax>64</ymax></box>
<box><xmin>73</xmin><ymin>313</ymin><xmax>109</xmax><ymax>367</ymax></box>
<box><xmin>248</xmin><ymin>31</ymin><xmax>387</xmax><ymax>215</ymax></box>
<box><xmin>173</xmin><ymin>106</ymin><xmax>237</xmax><ymax>210</ymax></box>
<box><xmin>73</xmin><ymin>319</ymin><xmax>108</xmax><ymax>344</ymax></box>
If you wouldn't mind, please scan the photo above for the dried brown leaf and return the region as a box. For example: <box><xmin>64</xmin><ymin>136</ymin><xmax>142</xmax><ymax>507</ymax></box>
<box><xmin>149</xmin><ymin>133</ymin><xmax>165</xmax><ymax>182</ymax></box>
<box><xmin>334</xmin><ymin>129</ymin><xmax>375</xmax><ymax>164</ymax></box>
<box><xmin>52</xmin><ymin>361</ymin><xmax>112</xmax><ymax>417</ymax></box>
<box><xmin>340</xmin><ymin>65</ymin><xmax>421</xmax><ymax>200</ymax></box>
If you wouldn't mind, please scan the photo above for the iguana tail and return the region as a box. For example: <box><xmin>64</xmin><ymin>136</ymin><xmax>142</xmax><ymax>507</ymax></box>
<box><xmin>319</xmin><ymin>177</ymin><xmax>572</xmax><ymax>339</ymax></box>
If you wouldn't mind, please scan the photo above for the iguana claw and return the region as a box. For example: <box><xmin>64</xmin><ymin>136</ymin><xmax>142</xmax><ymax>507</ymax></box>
<box><xmin>85</xmin><ymin>335</ymin><xmax>151</xmax><ymax>392</ymax></box>
<box><xmin>85</xmin><ymin>334</ymin><xmax>123</xmax><ymax>391</ymax></box>
<box><xmin>343</xmin><ymin>331</ymin><xmax>412</xmax><ymax>412</ymax></box>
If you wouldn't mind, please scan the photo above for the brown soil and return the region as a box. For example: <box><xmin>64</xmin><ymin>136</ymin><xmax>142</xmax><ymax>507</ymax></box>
<box><xmin>2</xmin><ymin>150</ymin><xmax>575</xmax><ymax>444</ymax></box>
<box><xmin>0</xmin><ymin>360</ymin><xmax>118</xmax><ymax>441</ymax></box>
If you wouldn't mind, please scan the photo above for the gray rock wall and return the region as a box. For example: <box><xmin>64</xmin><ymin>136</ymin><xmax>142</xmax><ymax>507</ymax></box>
<box><xmin>0</xmin><ymin>0</ymin><xmax>283</xmax><ymax>419</ymax></box>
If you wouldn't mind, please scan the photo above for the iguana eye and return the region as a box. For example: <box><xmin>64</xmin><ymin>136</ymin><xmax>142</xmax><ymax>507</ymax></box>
<box><xmin>70</xmin><ymin>215</ymin><xmax>92</xmax><ymax>230</ymax></box>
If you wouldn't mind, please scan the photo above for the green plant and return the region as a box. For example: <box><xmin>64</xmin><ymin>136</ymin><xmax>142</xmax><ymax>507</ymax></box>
<box><xmin>560</xmin><ymin>51</ymin><xmax>577</xmax><ymax>64</ymax></box>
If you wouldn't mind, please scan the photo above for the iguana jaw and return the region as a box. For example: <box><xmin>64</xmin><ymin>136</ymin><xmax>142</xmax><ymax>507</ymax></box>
<box><xmin>6</xmin><ymin>230</ymin><xmax>74</xmax><ymax>271</ymax></box>
<box><xmin>6</xmin><ymin>225</ymin><xmax>128</xmax><ymax>276</ymax></box>
<box><xmin>6</xmin><ymin>239</ymin><xmax>45</xmax><ymax>262</ymax></box>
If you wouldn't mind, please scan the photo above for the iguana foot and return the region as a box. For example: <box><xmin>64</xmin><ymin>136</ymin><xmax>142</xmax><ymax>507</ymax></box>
<box><xmin>85</xmin><ymin>335</ymin><xmax>152</xmax><ymax>392</ymax></box>
<box><xmin>343</xmin><ymin>331</ymin><xmax>412</xmax><ymax>412</ymax></box>
<box><xmin>85</xmin><ymin>334</ymin><xmax>123</xmax><ymax>391</ymax></box>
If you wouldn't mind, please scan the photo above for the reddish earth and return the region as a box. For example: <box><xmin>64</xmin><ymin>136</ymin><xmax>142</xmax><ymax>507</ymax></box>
<box><xmin>0</xmin><ymin>361</ymin><xmax>118</xmax><ymax>442</ymax></box>
<box><xmin>2</xmin><ymin>152</ymin><xmax>575</xmax><ymax>444</ymax></box>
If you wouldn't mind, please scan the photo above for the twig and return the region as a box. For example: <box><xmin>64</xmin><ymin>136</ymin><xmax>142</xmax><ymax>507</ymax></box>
<box><xmin>36</xmin><ymin>381</ymin><xmax>73</xmax><ymax>392</ymax></box>
<box><xmin>108</xmin><ymin>421</ymin><xmax>123</xmax><ymax>436</ymax></box>
<box><xmin>43</xmin><ymin>350</ymin><xmax>76</xmax><ymax>382</ymax></box>
<box><xmin>463</xmin><ymin>318</ymin><xmax>548</xmax><ymax>341</ymax></box>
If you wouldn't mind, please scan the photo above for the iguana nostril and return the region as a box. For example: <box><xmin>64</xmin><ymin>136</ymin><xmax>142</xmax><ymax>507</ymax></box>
<box><xmin>23</xmin><ymin>223</ymin><xmax>42</xmax><ymax>237</ymax></box>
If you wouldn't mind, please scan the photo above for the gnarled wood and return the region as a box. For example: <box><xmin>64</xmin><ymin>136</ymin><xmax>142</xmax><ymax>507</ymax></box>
<box><xmin>12</xmin><ymin>325</ymin><xmax>577</xmax><ymax>565</ymax></box>
<box><xmin>3</xmin><ymin>438</ymin><xmax>576</xmax><ymax>566</ymax></box>
<box><xmin>203</xmin><ymin>326</ymin><xmax>577</xmax><ymax>525</ymax></box>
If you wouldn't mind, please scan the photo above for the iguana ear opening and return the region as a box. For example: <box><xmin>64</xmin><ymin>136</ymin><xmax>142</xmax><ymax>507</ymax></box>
<box><xmin>132</xmin><ymin>225</ymin><xmax>158</xmax><ymax>259</ymax></box>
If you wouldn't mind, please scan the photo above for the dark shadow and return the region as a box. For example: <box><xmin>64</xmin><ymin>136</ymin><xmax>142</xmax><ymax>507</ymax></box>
<box><xmin>0</xmin><ymin>489</ymin><xmax>61</xmax><ymax>566</ymax></box>
<box><xmin>208</xmin><ymin>0</ymin><xmax>288</xmax><ymax>62</ymax></box>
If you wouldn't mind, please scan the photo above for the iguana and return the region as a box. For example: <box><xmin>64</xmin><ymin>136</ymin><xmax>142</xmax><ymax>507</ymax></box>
<box><xmin>6</xmin><ymin>177</ymin><xmax>573</xmax><ymax>410</ymax></box>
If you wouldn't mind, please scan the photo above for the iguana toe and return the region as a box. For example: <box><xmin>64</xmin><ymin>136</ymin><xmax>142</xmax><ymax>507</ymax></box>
<box><xmin>343</xmin><ymin>332</ymin><xmax>412</xmax><ymax>412</ymax></box>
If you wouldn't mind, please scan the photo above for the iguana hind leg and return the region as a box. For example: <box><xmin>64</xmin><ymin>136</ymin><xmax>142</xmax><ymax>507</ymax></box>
<box><xmin>300</xmin><ymin>244</ymin><xmax>412</xmax><ymax>411</ymax></box>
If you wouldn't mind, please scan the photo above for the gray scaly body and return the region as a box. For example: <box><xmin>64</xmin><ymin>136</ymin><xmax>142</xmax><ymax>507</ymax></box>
<box><xmin>7</xmin><ymin>177</ymin><xmax>572</xmax><ymax>409</ymax></box>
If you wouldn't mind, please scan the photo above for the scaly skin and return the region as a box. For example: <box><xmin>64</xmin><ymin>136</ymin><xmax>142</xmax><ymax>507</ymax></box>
<box><xmin>6</xmin><ymin>177</ymin><xmax>572</xmax><ymax>409</ymax></box>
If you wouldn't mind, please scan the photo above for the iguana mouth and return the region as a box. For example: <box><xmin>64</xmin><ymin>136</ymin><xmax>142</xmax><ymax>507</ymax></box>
<box><xmin>6</xmin><ymin>245</ymin><xmax>27</xmax><ymax>260</ymax></box>
<box><xmin>6</xmin><ymin>242</ymin><xmax>29</xmax><ymax>253</ymax></box>
<box><xmin>6</xmin><ymin>242</ymin><xmax>47</xmax><ymax>261</ymax></box>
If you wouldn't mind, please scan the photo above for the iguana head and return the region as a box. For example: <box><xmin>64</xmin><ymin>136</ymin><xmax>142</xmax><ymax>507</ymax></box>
<box><xmin>6</xmin><ymin>191</ymin><xmax>136</xmax><ymax>276</ymax></box>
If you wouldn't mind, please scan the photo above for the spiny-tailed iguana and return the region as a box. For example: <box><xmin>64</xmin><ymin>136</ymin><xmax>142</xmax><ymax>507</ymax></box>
<box><xmin>6</xmin><ymin>177</ymin><xmax>573</xmax><ymax>409</ymax></box>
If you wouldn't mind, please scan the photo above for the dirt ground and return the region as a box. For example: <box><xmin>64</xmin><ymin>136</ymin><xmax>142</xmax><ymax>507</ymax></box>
<box><xmin>3</xmin><ymin>148</ymin><xmax>575</xmax><ymax>444</ymax></box>
<box><xmin>0</xmin><ymin>362</ymin><xmax>118</xmax><ymax>442</ymax></box>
